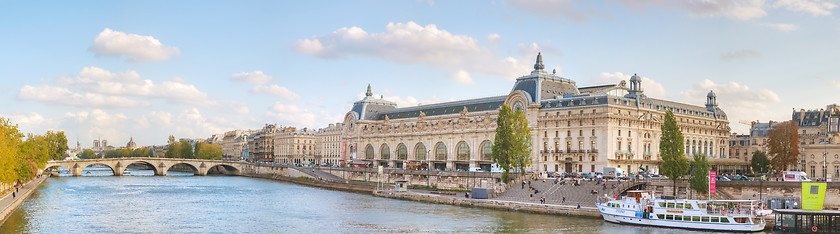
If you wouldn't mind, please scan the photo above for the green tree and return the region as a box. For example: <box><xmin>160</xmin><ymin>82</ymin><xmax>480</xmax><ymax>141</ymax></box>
<box><xmin>78</xmin><ymin>149</ymin><xmax>97</xmax><ymax>159</ymax></box>
<box><xmin>768</xmin><ymin>121</ymin><xmax>800</xmax><ymax>171</ymax></box>
<box><xmin>491</xmin><ymin>104</ymin><xmax>532</xmax><ymax>182</ymax></box>
<box><xmin>165</xmin><ymin>138</ymin><xmax>180</xmax><ymax>158</ymax></box>
<box><xmin>659</xmin><ymin>110</ymin><xmax>690</xmax><ymax>197</ymax></box>
<box><xmin>750</xmin><ymin>150</ymin><xmax>771</xmax><ymax>174</ymax></box>
<box><xmin>197</xmin><ymin>143</ymin><xmax>223</xmax><ymax>160</ymax></box>
<box><xmin>44</xmin><ymin>131</ymin><xmax>68</xmax><ymax>160</ymax></box>
<box><xmin>689</xmin><ymin>154</ymin><xmax>710</xmax><ymax>198</ymax></box>
<box><xmin>180</xmin><ymin>141</ymin><xmax>194</xmax><ymax>159</ymax></box>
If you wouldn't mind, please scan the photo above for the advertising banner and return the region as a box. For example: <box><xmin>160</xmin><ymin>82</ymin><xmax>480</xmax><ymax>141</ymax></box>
<box><xmin>709</xmin><ymin>171</ymin><xmax>716</xmax><ymax>194</ymax></box>
<box><xmin>801</xmin><ymin>182</ymin><xmax>827</xmax><ymax>210</ymax></box>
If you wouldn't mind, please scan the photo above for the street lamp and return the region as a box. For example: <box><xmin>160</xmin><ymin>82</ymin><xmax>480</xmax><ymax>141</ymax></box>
<box><xmin>427</xmin><ymin>149</ymin><xmax>432</xmax><ymax>188</ymax></box>
<box><xmin>823</xmin><ymin>141</ymin><xmax>828</xmax><ymax>180</ymax></box>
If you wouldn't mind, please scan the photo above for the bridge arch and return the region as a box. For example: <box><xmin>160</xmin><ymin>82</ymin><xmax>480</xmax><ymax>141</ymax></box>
<box><xmin>164</xmin><ymin>162</ymin><xmax>201</xmax><ymax>176</ymax></box>
<box><xmin>122</xmin><ymin>160</ymin><xmax>161</xmax><ymax>176</ymax></box>
<box><xmin>78</xmin><ymin>162</ymin><xmax>117</xmax><ymax>176</ymax></box>
<box><xmin>205</xmin><ymin>163</ymin><xmax>241</xmax><ymax>176</ymax></box>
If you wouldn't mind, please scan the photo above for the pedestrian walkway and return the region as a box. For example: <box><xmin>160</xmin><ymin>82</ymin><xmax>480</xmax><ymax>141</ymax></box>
<box><xmin>1</xmin><ymin>172</ymin><xmax>49</xmax><ymax>224</ymax></box>
<box><xmin>492</xmin><ymin>177</ymin><xmax>625</xmax><ymax>207</ymax></box>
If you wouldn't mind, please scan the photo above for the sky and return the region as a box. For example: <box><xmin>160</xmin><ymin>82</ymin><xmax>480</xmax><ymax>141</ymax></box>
<box><xmin>1</xmin><ymin>0</ymin><xmax>839</xmax><ymax>148</ymax></box>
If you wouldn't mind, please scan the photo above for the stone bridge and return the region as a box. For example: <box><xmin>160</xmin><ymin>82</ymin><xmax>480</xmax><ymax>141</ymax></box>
<box><xmin>46</xmin><ymin>157</ymin><xmax>244</xmax><ymax>176</ymax></box>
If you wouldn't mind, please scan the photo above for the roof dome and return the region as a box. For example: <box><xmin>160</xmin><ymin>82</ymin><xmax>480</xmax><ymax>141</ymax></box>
<box><xmin>707</xmin><ymin>90</ymin><xmax>716</xmax><ymax>98</ymax></box>
<box><xmin>630</xmin><ymin>73</ymin><xmax>640</xmax><ymax>82</ymax></box>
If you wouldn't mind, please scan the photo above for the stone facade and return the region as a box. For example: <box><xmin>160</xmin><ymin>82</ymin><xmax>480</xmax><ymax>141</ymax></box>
<box><xmin>222</xmin><ymin>130</ymin><xmax>253</xmax><ymax>161</ymax></box>
<box><xmin>315</xmin><ymin>123</ymin><xmax>343</xmax><ymax>166</ymax></box>
<box><xmin>793</xmin><ymin>104</ymin><xmax>840</xmax><ymax>179</ymax></box>
<box><xmin>341</xmin><ymin>53</ymin><xmax>736</xmax><ymax>174</ymax></box>
<box><xmin>274</xmin><ymin>128</ymin><xmax>316</xmax><ymax>165</ymax></box>
<box><xmin>246</xmin><ymin>124</ymin><xmax>283</xmax><ymax>162</ymax></box>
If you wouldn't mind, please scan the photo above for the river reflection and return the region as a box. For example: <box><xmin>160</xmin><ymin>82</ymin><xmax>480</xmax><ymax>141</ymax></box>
<box><xmin>1</xmin><ymin>170</ymin><xmax>769</xmax><ymax>233</ymax></box>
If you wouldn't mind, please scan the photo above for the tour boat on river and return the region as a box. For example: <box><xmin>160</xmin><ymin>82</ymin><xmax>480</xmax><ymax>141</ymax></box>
<box><xmin>597</xmin><ymin>190</ymin><xmax>765</xmax><ymax>232</ymax></box>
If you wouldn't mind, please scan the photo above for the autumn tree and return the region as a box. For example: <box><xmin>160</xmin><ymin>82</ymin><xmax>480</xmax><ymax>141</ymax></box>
<box><xmin>659</xmin><ymin>110</ymin><xmax>690</xmax><ymax>197</ymax></box>
<box><xmin>180</xmin><ymin>141</ymin><xmax>194</xmax><ymax>159</ymax></box>
<box><xmin>491</xmin><ymin>104</ymin><xmax>532</xmax><ymax>182</ymax></box>
<box><xmin>750</xmin><ymin>150</ymin><xmax>771</xmax><ymax>174</ymax></box>
<box><xmin>768</xmin><ymin>121</ymin><xmax>799</xmax><ymax>171</ymax></box>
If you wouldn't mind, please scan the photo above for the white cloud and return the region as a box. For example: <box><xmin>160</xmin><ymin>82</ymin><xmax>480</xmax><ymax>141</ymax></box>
<box><xmin>230</xmin><ymin>70</ymin><xmax>274</xmax><ymax>85</ymax></box>
<box><xmin>506</xmin><ymin>0</ymin><xmax>594</xmax><ymax>22</ymax></box>
<box><xmin>137</xmin><ymin>111</ymin><xmax>173</xmax><ymax>129</ymax></box>
<box><xmin>2</xmin><ymin>112</ymin><xmax>60</xmax><ymax>134</ymax></box>
<box><xmin>721</xmin><ymin>49</ymin><xmax>762</xmax><ymax>60</ymax></box>
<box><xmin>774</xmin><ymin>0</ymin><xmax>837</xmax><ymax>16</ymax></box>
<box><xmin>760</xmin><ymin>23</ymin><xmax>799</xmax><ymax>31</ymax></box>
<box><xmin>613</xmin><ymin>0</ymin><xmax>768</xmax><ymax>20</ymax></box>
<box><xmin>680</xmin><ymin>79</ymin><xmax>782</xmax><ymax>133</ymax></box>
<box><xmin>267</xmin><ymin>103</ymin><xmax>317</xmax><ymax>127</ymax></box>
<box><xmin>449</xmin><ymin>70</ymin><xmax>475</xmax><ymax>85</ymax></box>
<box><xmin>293</xmin><ymin>21</ymin><xmax>535</xmax><ymax>79</ymax></box>
<box><xmin>251</xmin><ymin>84</ymin><xmax>302</xmax><ymax>100</ymax></box>
<box><xmin>59</xmin><ymin>66</ymin><xmax>208</xmax><ymax>101</ymax></box>
<box><xmin>174</xmin><ymin>108</ymin><xmax>230</xmax><ymax>136</ymax></box>
<box><xmin>830</xmin><ymin>80</ymin><xmax>840</xmax><ymax>90</ymax></box>
<box><xmin>18</xmin><ymin>85</ymin><xmax>150</xmax><ymax>108</ymax></box>
<box><xmin>596</xmin><ymin>72</ymin><xmax>668</xmax><ymax>98</ymax></box>
<box><xmin>89</xmin><ymin>28</ymin><xmax>181</xmax><ymax>62</ymax></box>
<box><xmin>64</xmin><ymin>109</ymin><xmax>131</xmax><ymax>143</ymax></box>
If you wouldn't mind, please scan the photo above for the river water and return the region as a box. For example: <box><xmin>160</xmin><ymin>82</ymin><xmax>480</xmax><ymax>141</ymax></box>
<box><xmin>1</xmin><ymin>168</ymin><xmax>756</xmax><ymax>233</ymax></box>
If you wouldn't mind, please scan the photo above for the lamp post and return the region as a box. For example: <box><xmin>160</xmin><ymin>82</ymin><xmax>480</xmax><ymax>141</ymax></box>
<box><xmin>427</xmin><ymin>149</ymin><xmax>432</xmax><ymax>188</ymax></box>
<box><xmin>823</xmin><ymin>141</ymin><xmax>828</xmax><ymax>180</ymax></box>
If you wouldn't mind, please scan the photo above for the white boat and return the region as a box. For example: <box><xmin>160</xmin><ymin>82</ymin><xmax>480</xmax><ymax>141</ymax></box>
<box><xmin>597</xmin><ymin>190</ymin><xmax>765</xmax><ymax>232</ymax></box>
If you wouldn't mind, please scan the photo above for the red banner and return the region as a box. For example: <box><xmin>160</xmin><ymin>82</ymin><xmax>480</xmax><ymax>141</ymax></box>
<box><xmin>709</xmin><ymin>171</ymin><xmax>716</xmax><ymax>194</ymax></box>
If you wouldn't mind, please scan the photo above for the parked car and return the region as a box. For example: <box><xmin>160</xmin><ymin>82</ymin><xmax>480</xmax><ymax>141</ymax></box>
<box><xmin>731</xmin><ymin>175</ymin><xmax>751</xmax><ymax>181</ymax></box>
<box><xmin>716</xmin><ymin>175</ymin><xmax>731</xmax><ymax>181</ymax></box>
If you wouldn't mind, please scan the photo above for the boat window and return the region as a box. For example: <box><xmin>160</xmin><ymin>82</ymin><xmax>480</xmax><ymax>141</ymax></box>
<box><xmin>734</xmin><ymin>217</ymin><xmax>746</xmax><ymax>223</ymax></box>
<box><xmin>666</xmin><ymin>215</ymin><xmax>673</xmax><ymax>220</ymax></box>
<box><xmin>711</xmin><ymin>217</ymin><xmax>719</xmax><ymax>222</ymax></box>
<box><xmin>674</xmin><ymin>215</ymin><xmax>682</xmax><ymax>221</ymax></box>
<box><xmin>656</xmin><ymin>214</ymin><xmax>665</xmax><ymax>219</ymax></box>
<box><xmin>684</xmin><ymin>203</ymin><xmax>693</xmax><ymax>209</ymax></box>
<box><xmin>682</xmin><ymin>216</ymin><xmax>691</xmax><ymax>221</ymax></box>
<box><xmin>667</xmin><ymin>203</ymin><xmax>675</xmax><ymax>208</ymax></box>
<box><xmin>692</xmin><ymin>216</ymin><xmax>700</xmax><ymax>222</ymax></box>
<box><xmin>658</xmin><ymin>202</ymin><xmax>665</xmax><ymax>207</ymax></box>
<box><xmin>697</xmin><ymin>203</ymin><xmax>706</xmax><ymax>209</ymax></box>
<box><xmin>675</xmin><ymin>203</ymin><xmax>684</xmax><ymax>209</ymax></box>
<box><xmin>701</xmin><ymin>217</ymin><xmax>710</xmax><ymax>222</ymax></box>
<box><xmin>720</xmin><ymin>217</ymin><xmax>729</xmax><ymax>223</ymax></box>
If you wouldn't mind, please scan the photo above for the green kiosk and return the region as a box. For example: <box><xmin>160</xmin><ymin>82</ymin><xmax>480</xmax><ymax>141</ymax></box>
<box><xmin>774</xmin><ymin>182</ymin><xmax>840</xmax><ymax>233</ymax></box>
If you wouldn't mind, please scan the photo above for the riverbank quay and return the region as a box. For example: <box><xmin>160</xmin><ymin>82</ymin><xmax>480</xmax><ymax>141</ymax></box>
<box><xmin>0</xmin><ymin>172</ymin><xmax>48</xmax><ymax>224</ymax></box>
<box><xmin>374</xmin><ymin>190</ymin><xmax>601</xmax><ymax>217</ymax></box>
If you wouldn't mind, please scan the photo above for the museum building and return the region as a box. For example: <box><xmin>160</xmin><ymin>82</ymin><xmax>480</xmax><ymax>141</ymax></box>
<box><xmin>340</xmin><ymin>53</ymin><xmax>733</xmax><ymax>174</ymax></box>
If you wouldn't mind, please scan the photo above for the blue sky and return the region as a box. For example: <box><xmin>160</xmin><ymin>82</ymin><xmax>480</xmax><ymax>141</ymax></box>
<box><xmin>1</xmin><ymin>0</ymin><xmax>838</xmax><ymax>148</ymax></box>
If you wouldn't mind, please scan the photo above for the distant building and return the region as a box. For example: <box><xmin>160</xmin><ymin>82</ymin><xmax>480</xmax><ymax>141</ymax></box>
<box><xmin>246</xmin><ymin>124</ymin><xmax>283</xmax><ymax>162</ymax></box>
<box><xmin>315</xmin><ymin>123</ymin><xmax>343</xmax><ymax>166</ymax></box>
<box><xmin>222</xmin><ymin>130</ymin><xmax>253</xmax><ymax>161</ymax></box>
<box><xmin>792</xmin><ymin>104</ymin><xmax>840</xmax><ymax>178</ymax></box>
<box><xmin>275</xmin><ymin>128</ymin><xmax>316</xmax><ymax>165</ymax></box>
<box><xmin>126</xmin><ymin>137</ymin><xmax>138</xmax><ymax>149</ymax></box>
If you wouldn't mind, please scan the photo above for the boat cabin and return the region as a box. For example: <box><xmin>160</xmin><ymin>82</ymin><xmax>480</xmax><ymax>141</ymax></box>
<box><xmin>774</xmin><ymin>209</ymin><xmax>840</xmax><ymax>233</ymax></box>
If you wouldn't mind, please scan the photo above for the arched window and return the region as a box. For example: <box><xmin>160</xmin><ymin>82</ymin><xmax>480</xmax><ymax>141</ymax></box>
<box><xmin>457</xmin><ymin>141</ymin><xmax>470</xmax><ymax>161</ymax></box>
<box><xmin>397</xmin><ymin>144</ymin><xmax>407</xmax><ymax>160</ymax></box>
<box><xmin>414</xmin><ymin>143</ymin><xmax>426</xmax><ymax>161</ymax></box>
<box><xmin>380</xmin><ymin>144</ymin><xmax>390</xmax><ymax>160</ymax></box>
<box><xmin>365</xmin><ymin>145</ymin><xmax>374</xmax><ymax>160</ymax></box>
<box><xmin>435</xmin><ymin>142</ymin><xmax>447</xmax><ymax>160</ymax></box>
<box><xmin>481</xmin><ymin>141</ymin><xmax>492</xmax><ymax>161</ymax></box>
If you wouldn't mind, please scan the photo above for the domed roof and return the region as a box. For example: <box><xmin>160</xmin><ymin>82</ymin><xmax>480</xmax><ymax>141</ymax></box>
<box><xmin>630</xmin><ymin>73</ymin><xmax>640</xmax><ymax>82</ymax></box>
<box><xmin>707</xmin><ymin>90</ymin><xmax>716</xmax><ymax>98</ymax></box>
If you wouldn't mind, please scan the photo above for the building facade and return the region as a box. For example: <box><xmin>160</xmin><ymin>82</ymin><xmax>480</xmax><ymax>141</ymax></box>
<box><xmin>341</xmin><ymin>54</ymin><xmax>734</xmax><ymax>174</ymax></box>
<box><xmin>222</xmin><ymin>130</ymin><xmax>253</xmax><ymax>161</ymax></box>
<box><xmin>274</xmin><ymin>128</ymin><xmax>316</xmax><ymax>165</ymax></box>
<box><xmin>793</xmin><ymin>105</ymin><xmax>840</xmax><ymax>179</ymax></box>
<box><xmin>246</xmin><ymin>124</ymin><xmax>282</xmax><ymax>162</ymax></box>
<box><xmin>315</xmin><ymin>123</ymin><xmax>343</xmax><ymax>166</ymax></box>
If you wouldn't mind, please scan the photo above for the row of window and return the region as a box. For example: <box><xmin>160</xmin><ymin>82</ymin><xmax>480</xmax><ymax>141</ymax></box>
<box><xmin>361</xmin><ymin>141</ymin><xmax>493</xmax><ymax>161</ymax></box>
<box><xmin>656</xmin><ymin>214</ymin><xmax>730</xmax><ymax>223</ymax></box>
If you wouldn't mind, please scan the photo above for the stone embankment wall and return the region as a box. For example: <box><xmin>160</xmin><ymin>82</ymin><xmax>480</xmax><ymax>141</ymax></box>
<box><xmin>236</xmin><ymin>164</ymin><xmax>376</xmax><ymax>194</ymax></box>
<box><xmin>716</xmin><ymin>181</ymin><xmax>840</xmax><ymax>209</ymax></box>
<box><xmin>320</xmin><ymin>167</ymin><xmax>507</xmax><ymax>192</ymax></box>
<box><xmin>374</xmin><ymin>190</ymin><xmax>601</xmax><ymax>217</ymax></box>
<box><xmin>1</xmin><ymin>173</ymin><xmax>48</xmax><ymax>224</ymax></box>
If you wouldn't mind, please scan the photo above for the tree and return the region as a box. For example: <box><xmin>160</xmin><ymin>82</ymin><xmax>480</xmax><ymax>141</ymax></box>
<box><xmin>44</xmin><ymin>131</ymin><xmax>68</xmax><ymax>160</ymax></box>
<box><xmin>768</xmin><ymin>121</ymin><xmax>800</xmax><ymax>171</ymax></box>
<box><xmin>165</xmin><ymin>139</ymin><xmax>180</xmax><ymax>158</ymax></box>
<box><xmin>180</xmin><ymin>141</ymin><xmax>194</xmax><ymax>159</ymax></box>
<box><xmin>659</xmin><ymin>110</ymin><xmax>690</xmax><ymax>197</ymax></box>
<box><xmin>750</xmin><ymin>150</ymin><xmax>771</xmax><ymax>174</ymax></box>
<box><xmin>689</xmin><ymin>154</ymin><xmax>710</xmax><ymax>198</ymax></box>
<box><xmin>0</xmin><ymin>118</ymin><xmax>24</xmax><ymax>184</ymax></box>
<box><xmin>491</xmin><ymin>104</ymin><xmax>532</xmax><ymax>182</ymax></box>
<box><xmin>197</xmin><ymin>143</ymin><xmax>223</xmax><ymax>160</ymax></box>
<box><xmin>78</xmin><ymin>149</ymin><xmax>97</xmax><ymax>159</ymax></box>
